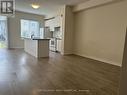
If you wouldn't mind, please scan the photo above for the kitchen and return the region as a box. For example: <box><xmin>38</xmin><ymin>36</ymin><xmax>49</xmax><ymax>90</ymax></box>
<box><xmin>20</xmin><ymin>12</ymin><xmax>63</xmax><ymax>58</ymax></box>
<box><xmin>44</xmin><ymin>15</ymin><xmax>63</xmax><ymax>53</ymax></box>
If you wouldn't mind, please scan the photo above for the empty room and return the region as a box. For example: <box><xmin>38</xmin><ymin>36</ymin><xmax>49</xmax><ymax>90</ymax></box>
<box><xmin>0</xmin><ymin>0</ymin><xmax>127</xmax><ymax>95</ymax></box>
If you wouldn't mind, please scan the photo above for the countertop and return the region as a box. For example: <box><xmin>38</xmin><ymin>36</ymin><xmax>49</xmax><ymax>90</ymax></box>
<box><xmin>22</xmin><ymin>37</ymin><xmax>50</xmax><ymax>40</ymax></box>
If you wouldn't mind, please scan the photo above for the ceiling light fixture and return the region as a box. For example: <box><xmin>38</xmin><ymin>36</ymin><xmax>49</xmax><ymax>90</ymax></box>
<box><xmin>31</xmin><ymin>4</ymin><xmax>40</xmax><ymax>9</ymax></box>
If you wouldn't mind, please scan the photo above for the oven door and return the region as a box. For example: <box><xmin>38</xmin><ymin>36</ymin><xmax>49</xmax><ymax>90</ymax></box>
<box><xmin>50</xmin><ymin>40</ymin><xmax>55</xmax><ymax>46</ymax></box>
<box><xmin>50</xmin><ymin>39</ymin><xmax>56</xmax><ymax>51</ymax></box>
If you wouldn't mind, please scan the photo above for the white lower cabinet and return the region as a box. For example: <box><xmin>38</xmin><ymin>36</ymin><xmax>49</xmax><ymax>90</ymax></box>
<box><xmin>56</xmin><ymin>39</ymin><xmax>62</xmax><ymax>52</ymax></box>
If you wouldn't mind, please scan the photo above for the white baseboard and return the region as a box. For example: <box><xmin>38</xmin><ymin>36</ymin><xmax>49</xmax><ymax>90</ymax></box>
<box><xmin>61</xmin><ymin>52</ymin><xmax>73</xmax><ymax>55</ymax></box>
<box><xmin>61</xmin><ymin>50</ymin><xmax>73</xmax><ymax>55</ymax></box>
<box><xmin>73</xmin><ymin>52</ymin><xmax>122</xmax><ymax>67</ymax></box>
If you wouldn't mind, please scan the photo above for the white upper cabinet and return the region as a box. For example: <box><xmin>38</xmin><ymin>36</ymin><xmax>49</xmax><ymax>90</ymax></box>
<box><xmin>45</xmin><ymin>19</ymin><xmax>55</xmax><ymax>31</ymax></box>
<box><xmin>45</xmin><ymin>16</ymin><xmax>62</xmax><ymax>31</ymax></box>
<box><xmin>54</xmin><ymin>16</ymin><xmax>61</xmax><ymax>27</ymax></box>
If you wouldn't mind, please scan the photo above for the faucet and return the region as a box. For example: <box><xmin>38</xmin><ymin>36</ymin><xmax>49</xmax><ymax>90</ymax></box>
<box><xmin>31</xmin><ymin>34</ymin><xmax>34</xmax><ymax>39</ymax></box>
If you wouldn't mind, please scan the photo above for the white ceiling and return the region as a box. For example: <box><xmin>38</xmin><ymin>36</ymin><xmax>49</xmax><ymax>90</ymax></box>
<box><xmin>15</xmin><ymin>0</ymin><xmax>89</xmax><ymax>16</ymax></box>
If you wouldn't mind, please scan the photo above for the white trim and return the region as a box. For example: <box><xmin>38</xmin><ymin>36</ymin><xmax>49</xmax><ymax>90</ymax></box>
<box><xmin>61</xmin><ymin>52</ymin><xmax>73</xmax><ymax>55</ymax></box>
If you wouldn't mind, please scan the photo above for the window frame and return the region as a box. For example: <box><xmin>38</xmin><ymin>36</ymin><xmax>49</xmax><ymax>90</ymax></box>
<box><xmin>20</xmin><ymin>19</ymin><xmax>40</xmax><ymax>38</ymax></box>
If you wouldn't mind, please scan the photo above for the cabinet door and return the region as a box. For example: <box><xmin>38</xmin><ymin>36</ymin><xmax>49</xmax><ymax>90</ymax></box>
<box><xmin>57</xmin><ymin>39</ymin><xmax>62</xmax><ymax>52</ymax></box>
<box><xmin>45</xmin><ymin>19</ymin><xmax>54</xmax><ymax>31</ymax></box>
<box><xmin>54</xmin><ymin>16</ymin><xmax>61</xmax><ymax>27</ymax></box>
<box><xmin>50</xmin><ymin>19</ymin><xmax>55</xmax><ymax>31</ymax></box>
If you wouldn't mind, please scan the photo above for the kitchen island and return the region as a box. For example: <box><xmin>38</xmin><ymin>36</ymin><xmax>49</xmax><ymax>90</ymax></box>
<box><xmin>24</xmin><ymin>38</ymin><xmax>50</xmax><ymax>58</ymax></box>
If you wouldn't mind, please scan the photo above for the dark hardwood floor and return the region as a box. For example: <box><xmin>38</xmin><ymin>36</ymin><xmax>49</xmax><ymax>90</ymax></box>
<box><xmin>0</xmin><ymin>49</ymin><xmax>121</xmax><ymax>95</ymax></box>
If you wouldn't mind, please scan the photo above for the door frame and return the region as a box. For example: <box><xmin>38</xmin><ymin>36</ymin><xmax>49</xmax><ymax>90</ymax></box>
<box><xmin>119</xmin><ymin>28</ymin><xmax>127</xmax><ymax>95</ymax></box>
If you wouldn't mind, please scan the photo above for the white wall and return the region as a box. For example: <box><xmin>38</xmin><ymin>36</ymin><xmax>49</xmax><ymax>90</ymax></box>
<box><xmin>8</xmin><ymin>11</ymin><xmax>44</xmax><ymax>48</ymax></box>
<box><xmin>63</xmin><ymin>6</ymin><xmax>74</xmax><ymax>54</ymax></box>
<box><xmin>73</xmin><ymin>0</ymin><xmax>117</xmax><ymax>12</ymax></box>
<box><xmin>73</xmin><ymin>0</ymin><xmax>127</xmax><ymax>66</ymax></box>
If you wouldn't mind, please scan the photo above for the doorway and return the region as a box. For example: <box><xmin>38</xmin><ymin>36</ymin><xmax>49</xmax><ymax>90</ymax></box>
<box><xmin>0</xmin><ymin>16</ymin><xmax>8</xmax><ymax>49</ymax></box>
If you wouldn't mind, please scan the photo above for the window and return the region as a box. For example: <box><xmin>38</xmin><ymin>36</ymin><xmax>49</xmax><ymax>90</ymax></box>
<box><xmin>21</xmin><ymin>19</ymin><xmax>40</xmax><ymax>38</ymax></box>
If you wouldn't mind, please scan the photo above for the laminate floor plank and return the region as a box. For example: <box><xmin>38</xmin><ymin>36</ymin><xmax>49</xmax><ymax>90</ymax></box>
<box><xmin>0</xmin><ymin>49</ymin><xmax>121</xmax><ymax>95</ymax></box>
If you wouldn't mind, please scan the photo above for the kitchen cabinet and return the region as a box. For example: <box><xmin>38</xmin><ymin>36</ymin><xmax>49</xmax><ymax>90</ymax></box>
<box><xmin>45</xmin><ymin>19</ymin><xmax>55</xmax><ymax>31</ymax></box>
<box><xmin>24</xmin><ymin>38</ymin><xmax>50</xmax><ymax>58</ymax></box>
<box><xmin>45</xmin><ymin>16</ymin><xmax>62</xmax><ymax>31</ymax></box>
<box><xmin>54</xmin><ymin>16</ymin><xmax>61</xmax><ymax>27</ymax></box>
<box><xmin>56</xmin><ymin>39</ymin><xmax>62</xmax><ymax>52</ymax></box>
